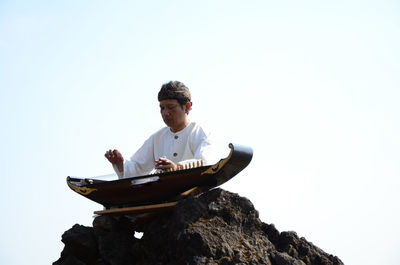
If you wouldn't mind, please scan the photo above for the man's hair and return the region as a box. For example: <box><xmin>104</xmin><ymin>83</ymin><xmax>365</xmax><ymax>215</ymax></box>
<box><xmin>158</xmin><ymin>81</ymin><xmax>192</xmax><ymax>106</ymax></box>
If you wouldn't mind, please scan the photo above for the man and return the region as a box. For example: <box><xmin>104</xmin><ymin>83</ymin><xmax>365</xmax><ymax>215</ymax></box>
<box><xmin>105</xmin><ymin>81</ymin><xmax>213</xmax><ymax>179</ymax></box>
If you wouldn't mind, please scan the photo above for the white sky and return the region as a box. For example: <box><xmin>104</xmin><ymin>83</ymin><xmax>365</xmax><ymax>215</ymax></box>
<box><xmin>0</xmin><ymin>1</ymin><xmax>399</xmax><ymax>264</ymax></box>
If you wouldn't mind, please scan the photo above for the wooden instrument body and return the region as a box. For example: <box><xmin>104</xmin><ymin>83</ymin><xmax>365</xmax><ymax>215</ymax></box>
<box><xmin>67</xmin><ymin>143</ymin><xmax>253</xmax><ymax>208</ymax></box>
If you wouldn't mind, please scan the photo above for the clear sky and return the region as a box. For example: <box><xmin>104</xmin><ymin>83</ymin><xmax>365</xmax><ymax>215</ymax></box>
<box><xmin>0</xmin><ymin>1</ymin><xmax>399</xmax><ymax>264</ymax></box>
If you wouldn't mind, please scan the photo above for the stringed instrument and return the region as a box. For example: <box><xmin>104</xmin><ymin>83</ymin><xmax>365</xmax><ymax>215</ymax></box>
<box><xmin>67</xmin><ymin>143</ymin><xmax>252</xmax><ymax>215</ymax></box>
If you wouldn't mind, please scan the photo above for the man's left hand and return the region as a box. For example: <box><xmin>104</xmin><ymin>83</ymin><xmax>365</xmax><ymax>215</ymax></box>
<box><xmin>155</xmin><ymin>157</ymin><xmax>178</xmax><ymax>171</ymax></box>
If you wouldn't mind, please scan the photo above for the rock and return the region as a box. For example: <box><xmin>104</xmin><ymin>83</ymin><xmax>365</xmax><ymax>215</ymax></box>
<box><xmin>53</xmin><ymin>188</ymin><xmax>343</xmax><ymax>265</ymax></box>
<box><xmin>54</xmin><ymin>224</ymin><xmax>98</xmax><ymax>265</ymax></box>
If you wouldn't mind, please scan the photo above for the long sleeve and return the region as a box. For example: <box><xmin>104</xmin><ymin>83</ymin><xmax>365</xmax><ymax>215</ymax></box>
<box><xmin>115</xmin><ymin>136</ymin><xmax>156</xmax><ymax>179</ymax></box>
<box><xmin>192</xmin><ymin>126</ymin><xmax>212</xmax><ymax>162</ymax></box>
<box><xmin>178</xmin><ymin>123</ymin><xmax>217</xmax><ymax>166</ymax></box>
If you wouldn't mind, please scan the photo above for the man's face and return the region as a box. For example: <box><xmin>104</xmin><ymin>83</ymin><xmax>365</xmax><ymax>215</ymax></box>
<box><xmin>159</xmin><ymin>99</ymin><xmax>189</xmax><ymax>132</ymax></box>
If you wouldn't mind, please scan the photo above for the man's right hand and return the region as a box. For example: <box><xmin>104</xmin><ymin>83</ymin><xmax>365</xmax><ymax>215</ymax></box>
<box><xmin>105</xmin><ymin>149</ymin><xmax>124</xmax><ymax>172</ymax></box>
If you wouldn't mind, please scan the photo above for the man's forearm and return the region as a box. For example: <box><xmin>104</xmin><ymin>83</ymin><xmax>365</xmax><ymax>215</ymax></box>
<box><xmin>116</xmin><ymin>162</ymin><xmax>124</xmax><ymax>173</ymax></box>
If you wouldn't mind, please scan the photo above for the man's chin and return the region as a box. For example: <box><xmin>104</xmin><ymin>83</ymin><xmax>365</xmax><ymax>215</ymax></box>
<box><xmin>164</xmin><ymin>120</ymin><xmax>173</xmax><ymax>127</ymax></box>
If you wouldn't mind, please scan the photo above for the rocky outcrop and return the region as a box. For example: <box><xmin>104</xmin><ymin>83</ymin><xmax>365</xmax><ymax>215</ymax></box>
<box><xmin>54</xmin><ymin>188</ymin><xmax>343</xmax><ymax>265</ymax></box>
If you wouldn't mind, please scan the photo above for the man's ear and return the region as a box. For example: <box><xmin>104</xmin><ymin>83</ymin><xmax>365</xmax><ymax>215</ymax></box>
<box><xmin>185</xmin><ymin>102</ymin><xmax>192</xmax><ymax>114</ymax></box>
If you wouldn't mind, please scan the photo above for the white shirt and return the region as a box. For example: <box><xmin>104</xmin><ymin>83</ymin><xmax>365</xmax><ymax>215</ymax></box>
<box><xmin>113</xmin><ymin>122</ymin><xmax>214</xmax><ymax>178</ymax></box>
